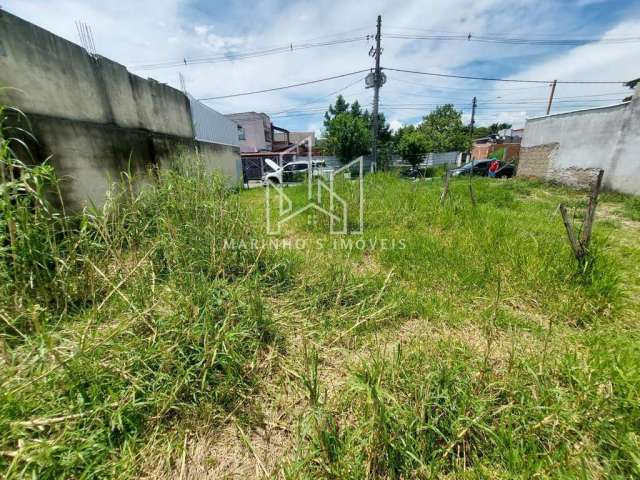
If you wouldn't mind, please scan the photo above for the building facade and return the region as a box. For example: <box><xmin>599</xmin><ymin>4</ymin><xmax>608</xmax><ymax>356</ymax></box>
<box><xmin>225</xmin><ymin>112</ymin><xmax>274</xmax><ymax>153</ymax></box>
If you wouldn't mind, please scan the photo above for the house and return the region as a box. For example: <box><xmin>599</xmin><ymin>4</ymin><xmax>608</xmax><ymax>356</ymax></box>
<box><xmin>289</xmin><ymin>131</ymin><xmax>316</xmax><ymax>146</ymax></box>
<box><xmin>225</xmin><ymin>112</ymin><xmax>277</xmax><ymax>153</ymax></box>
<box><xmin>471</xmin><ymin>131</ymin><xmax>521</xmax><ymax>162</ymax></box>
<box><xmin>498</xmin><ymin>128</ymin><xmax>524</xmax><ymax>142</ymax></box>
<box><xmin>226</xmin><ymin>112</ymin><xmax>315</xmax><ymax>181</ymax></box>
<box><xmin>225</xmin><ymin>112</ymin><xmax>312</xmax><ymax>154</ymax></box>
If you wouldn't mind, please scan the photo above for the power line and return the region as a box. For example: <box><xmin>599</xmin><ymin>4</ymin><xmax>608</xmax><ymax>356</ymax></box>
<box><xmin>268</xmin><ymin>77</ymin><xmax>367</xmax><ymax>115</ymax></box>
<box><xmin>384</xmin><ymin>26</ymin><xmax>595</xmax><ymax>37</ymax></box>
<box><xmin>384</xmin><ymin>32</ymin><xmax>640</xmax><ymax>46</ymax></box>
<box><xmin>269</xmin><ymin>95</ymin><xmax>626</xmax><ymax>118</ymax></box>
<box><xmin>388</xmin><ymin>76</ymin><xmax>551</xmax><ymax>91</ymax></box>
<box><xmin>129</xmin><ymin>36</ymin><xmax>369</xmax><ymax>70</ymax></box>
<box><xmin>383</xmin><ymin>67</ymin><xmax>627</xmax><ymax>84</ymax></box>
<box><xmin>198</xmin><ymin>69</ymin><xmax>370</xmax><ymax>100</ymax></box>
<box><xmin>382</xmin><ymin>97</ymin><xmax>625</xmax><ymax>106</ymax></box>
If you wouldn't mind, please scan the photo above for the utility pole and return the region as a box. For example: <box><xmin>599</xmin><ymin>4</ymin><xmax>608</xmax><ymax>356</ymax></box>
<box><xmin>468</xmin><ymin>96</ymin><xmax>477</xmax><ymax>206</ymax></box>
<box><xmin>546</xmin><ymin>79</ymin><xmax>557</xmax><ymax>115</ymax></box>
<box><xmin>469</xmin><ymin>96</ymin><xmax>477</xmax><ymax>161</ymax></box>
<box><xmin>371</xmin><ymin>15</ymin><xmax>382</xmax><ymax>168</ymax></box>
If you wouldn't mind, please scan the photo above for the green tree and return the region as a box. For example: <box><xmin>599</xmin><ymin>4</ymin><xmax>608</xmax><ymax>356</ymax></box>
<box><xmin>323</xmin><ymin>95</ymin><xmax>350</xmax><ymax>128</ymax></box>
<box><xmin>397</xmin><ymin>130</ymin><xmax>429</xmax><ymax>167</ymax></box>
<box><xmin>350</xmin><ymin>100</ymin><xmax>362</xmax><ymax>117</ymax></box>
<box><xmin>375</xmin><ymin>111</ymin><xmax>392</xmax><ymax>144</ymax></box>
<box><xmin>418</xmin><ymin>104</ymin><xmax>470</xmax><ymax>153</ymax></box>
<box><xmin>325</xmin><ymin>112</ymin><xmax>371</xmax><ymax>163</ymax></box>
<box><xmin>473</xmin><ymin>122</ymin><xmax>512</xmax><ymax>139</ymax></box>
<box><xmin>392</xmin><ymin>124</ymin><xmax>416</xmax><ymax>147</ymax></box>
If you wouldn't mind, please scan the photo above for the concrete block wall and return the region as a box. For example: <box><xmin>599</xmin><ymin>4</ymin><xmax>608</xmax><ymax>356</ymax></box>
<box><xmin>517</xmin><ymin>143</ymin><xmax>558</xmax><ymax>178</ymax></box>
<box><xmin>0</xmin><ymin>10</ymin><xmax>241</xmax><ymax>209</ymax></box>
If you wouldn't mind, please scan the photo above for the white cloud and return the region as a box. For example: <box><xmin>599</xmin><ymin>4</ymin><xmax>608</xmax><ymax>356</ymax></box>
<box><xmin>388</xmin><ymin>119</ymin><xmax>403</xmax><ymax>132</ymax></box>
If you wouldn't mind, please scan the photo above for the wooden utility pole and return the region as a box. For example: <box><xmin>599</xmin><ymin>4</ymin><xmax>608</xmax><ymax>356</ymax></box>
<box><xmin>468</xmin><ymin>96</ymin><xmax>477</xmax><ymax>206</ymax></box>
<box><xmin>469</xmin><ymin>96</ymin><xmax>477</xmax><ymax>142</ymax></box>
<box><xmin>546</xmin><ymin>80</ymin><xmax>557</xmax><ymax>115</ymax></box>
<box><xmin>371</xmin><ymin>15</ymin><xmax>382</xmax><ymax>168</ymax></box>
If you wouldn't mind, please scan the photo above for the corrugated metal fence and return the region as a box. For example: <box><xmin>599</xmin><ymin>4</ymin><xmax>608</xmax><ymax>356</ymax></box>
<box><xmin>187</xmin><ymin>94</ymin><xmax>239</xmax><ymax>146</ymax></box>
<box><xmin>424</xmin><ymin>151</ymin><xmax>461</xmax><ymax>166</ymax></box>
<box><xmin>392</xmin><ymin>151</ymin><xmax>462</xmax><ymax>167</ymax></box>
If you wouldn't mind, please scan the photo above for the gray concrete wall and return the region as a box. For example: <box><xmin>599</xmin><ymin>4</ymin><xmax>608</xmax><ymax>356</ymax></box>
<box><xmin>518</xmin><ymin>91</ymin><xmax>640</xmax><ymax>195</ymax></box>
<box><xmin>197</xmin><ymin>142</ymin><xmax>242</xmax><ymax>182</ymax></box>
<box><xmin>0</xmin><ymin>10</ymin><xmax>193</xmax><ymax>137</ymax></box>
<box><xmin>0</xmin><ymin>10</ymin><xmax>241</xmax><ymax>209</ymax></box>
<box><xmin>24</xmin><ymin>113</ymin><xmax>240</xmax><ymax>208</ymax></box>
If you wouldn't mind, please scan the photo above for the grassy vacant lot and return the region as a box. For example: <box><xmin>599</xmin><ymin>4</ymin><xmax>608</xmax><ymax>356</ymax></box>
<box><xmin>1</xmin><ymin>160</ymin><xmax>639</xmax><ymax>478</ymax></box>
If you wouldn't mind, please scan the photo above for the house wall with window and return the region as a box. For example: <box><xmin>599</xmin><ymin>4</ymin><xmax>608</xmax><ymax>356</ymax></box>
<box><xmin>225</xmin><ymin>112</ymin><xmax>273</xmax><ymax>153</ymax></box>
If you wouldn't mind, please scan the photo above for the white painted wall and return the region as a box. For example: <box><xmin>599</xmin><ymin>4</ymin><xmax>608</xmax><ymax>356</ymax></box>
<box><xmin>521</xmin><ymin>91</ymin><xmax>640</xmax><ymax>195</ymax></box>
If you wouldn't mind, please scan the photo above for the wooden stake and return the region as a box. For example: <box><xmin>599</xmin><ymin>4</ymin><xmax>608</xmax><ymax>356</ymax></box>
<box><xmin>440</xmin><ymin>170</ymin><xmax>451</xmax><ymax>205</ymax></box>
<box><xmin>559</xmin><ymin>204</ymin><xmax>582</xmax><ymax>260</ymax></box>
<box><xmin>559</xmin><ymin>169</ymin><xmax>604</xmax><ymax>265</ymax></box>
<box><xmin>468</xmin><ymin>181</ymin><xmax>477</xmax><ymax>207</ymax></box>
<box><xmin>580</xmin><ymin>169</ymin><xmax>604</xmax><ymax>251</ymax></box>
<box><xmin>546</xmin><ymin>80</ymin><xmax>557</xmax><ymax>115</ymax></box>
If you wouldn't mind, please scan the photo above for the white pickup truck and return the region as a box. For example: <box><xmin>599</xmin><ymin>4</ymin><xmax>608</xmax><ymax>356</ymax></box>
<box><xmin>262</xmin><ymin>159</ymin><xmax>332</xmax><ymax>185</ymax></box>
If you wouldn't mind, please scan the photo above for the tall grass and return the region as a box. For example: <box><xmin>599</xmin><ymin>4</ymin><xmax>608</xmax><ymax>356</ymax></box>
<box><xmin>252</xmin><ymin>173</ymin><xmax>636</xmax><ymax>478</ymax></box>
<box><xmin>2</xmin><ymin>108</ymin><xmax>637</xmax><ymax>478</ymax></box>
<box><xmin>0</xmin><ymin>110</ymin><xmax>289</xmax><ymax>476</ymax></box>
<box><xmin>291</xmin><ymin>330</ymin><xmax>640</xmax><ymax>478</ymax></box>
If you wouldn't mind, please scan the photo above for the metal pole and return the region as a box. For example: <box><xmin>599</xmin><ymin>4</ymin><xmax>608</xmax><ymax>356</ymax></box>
<box><xmin>546</xmin><ymin>79</ymin><xmax>557</xmax><ymax>115</ymax></box>
<box><xmin>371</xmin><ymin>15</ymin><xmax>382</xmax><ymax>168</ymax></box>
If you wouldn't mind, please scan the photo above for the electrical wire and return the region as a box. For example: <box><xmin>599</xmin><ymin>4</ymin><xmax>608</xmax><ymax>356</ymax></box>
<box><xmin>383</xmin><ymin>67</ymin><xmax>628</xmax><ymax>84</ymax></box>
<box><xmin>381</xmin><ymin>97</ymin><xmax>625</xmax><ymax>106</ymax></box>
<box><xmin>268</xmin><ymin>77</ymin><xmax>367</xmax><ymax>115</ymax></box>
<box><xmin>384</xmin><ymin>32</ymin><xmax>640</xmax><ymax>46</ymax></box>
<box><xmin>388</xmin><ymin>76</ymin><xmax>551</xmax><ymax>92</ymax></box>
<box><xmin>197</xmin><ymin>69</ymin><xmax>371</xmax><ymax>100</ymax></box>
<box><xmin>129</xmin><ymin>36</ymin><xmax>369</xmax><ymax>70</ymax></box>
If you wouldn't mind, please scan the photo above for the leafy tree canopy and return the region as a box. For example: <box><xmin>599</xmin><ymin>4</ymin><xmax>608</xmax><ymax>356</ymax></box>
<box><xmin>324</xmin><ymin>95</ymin><xmax>392</xmax><ymax>161</ymax></box>
<box><xmin>324</xmin><ymin>95</ymin><xmax>350</xmax><ymax>128</ymax></box>
<box><xmin>418</xmin><ymin>104</ymin><xmax>470</xmax><ymax>153</ymax></box>
<box><xmin>392</xmin><ymin>105</ymin><xmax>471</xmax><ymax>155</ymax></box>
<box><xmin>473</xmin><ymin>122</ymin><xmax>512</xmax><ymax>139</ymax></box>
<box><xmin>397</xmin><ymin>130</ymin><xmax>430</xmax><ymax>167</ymax></box>
<box><xmin>325</xmin><ymin>112</ymin><xmax>371</xmax><ymax>163</ymax></box>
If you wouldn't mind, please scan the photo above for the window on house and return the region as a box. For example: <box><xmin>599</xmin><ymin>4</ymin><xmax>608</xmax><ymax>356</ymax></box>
<box><xmin>237</xmin><ymin>125</ymin><xmax>245</xmax><ymax>141</ymax></box>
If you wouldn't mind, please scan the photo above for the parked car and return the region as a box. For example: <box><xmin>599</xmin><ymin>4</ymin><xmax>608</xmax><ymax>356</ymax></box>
<box><xmin>262</xmin><ymin>159</ymin><xmax>331</xmax><ymax>185</ymax></box>
<box><xmin>449</xmin><ymin>160</ymin><xmax>493</xmax><ymax>177</ymax></box>
<box><xmin>495</xmin><ymin>163</ymin><xmax>516</xmax><ymax>178</ymax></box>
<box><xmin>401</xmin><ymin>166</ymin><xmax>423</xmax><ymax>179</ymax></box>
